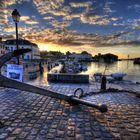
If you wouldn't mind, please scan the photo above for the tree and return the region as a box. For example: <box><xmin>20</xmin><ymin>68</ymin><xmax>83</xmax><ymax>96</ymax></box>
<box><xmin>66</xmin><ymin>51</ymin><xmax>71</xmax><ymax>58</ymax></box>
<box><xmin>81</xmin><ymin>51</ymin><xmax>89</xmax><ymax>55</ymax></box>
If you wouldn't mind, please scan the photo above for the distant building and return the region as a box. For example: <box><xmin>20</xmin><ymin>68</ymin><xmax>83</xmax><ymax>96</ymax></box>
<box><xmin>5</xmin><ymin>39</ymin><xmax>40</xmax><ymax>60</ymax></box>
<box><xmin>0</xmin><ymin>38</ymin><xmax>7</xmax><ymax>57</ymax></box>
<box><xmin>69</xmin><ymin>53</ymin><xmax>92</xmax><ymax>62</ymax></box>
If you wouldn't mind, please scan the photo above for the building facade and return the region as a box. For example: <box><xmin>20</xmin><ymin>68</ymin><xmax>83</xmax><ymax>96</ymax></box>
<box><xmin>69</xmin><ymin>53</ymin><xmax>92</xmax><ymax>61</ymax></box>
<box><xmin>5</xmin><ymin>39</ymin><xmax>40</xmax><ymax>60</ymax></box>
<box><xmin>0</xmin><ymin>40</ymin><xmax>7</xmax><ymax>57</ymax></box>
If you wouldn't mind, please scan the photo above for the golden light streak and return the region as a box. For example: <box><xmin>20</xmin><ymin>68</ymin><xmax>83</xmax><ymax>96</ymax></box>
<box><xmin>37</xmin><ymin>43</ymin><xmax>140</xmax><ymax>59</ymax></box>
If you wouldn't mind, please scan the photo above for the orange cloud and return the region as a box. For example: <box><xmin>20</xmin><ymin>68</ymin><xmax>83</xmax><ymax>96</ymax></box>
<box><xmin>20</xmin><ymin>16</ymin><xmax>30</xmax><ymax>21</ymax></box>
<box><xmin>25</xmin><ymin>20</ymin><xmax>39</xmax><ymax>25</ymax></box>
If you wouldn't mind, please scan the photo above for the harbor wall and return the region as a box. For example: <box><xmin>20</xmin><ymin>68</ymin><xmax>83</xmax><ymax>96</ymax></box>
<box><xmin>47</xmin><ymin>73</ymin><xmax>89</xmax><ymax>83</ymax></box>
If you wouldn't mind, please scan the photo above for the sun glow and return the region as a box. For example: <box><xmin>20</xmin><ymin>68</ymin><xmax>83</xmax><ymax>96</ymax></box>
<box><xmin>37</xmin><ymin>43</ymin><xmax>140</xmax><ymax>59</ymax></box>
<box><xmin>37</xmin><ymin>43</ymin><xmax>79</xmax><ymax>53</ymax></box>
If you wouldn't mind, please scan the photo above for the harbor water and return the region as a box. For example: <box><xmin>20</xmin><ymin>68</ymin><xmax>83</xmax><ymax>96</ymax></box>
<box><xmin>29</xmin><ymin>60</ymin><xmax>140</xmax><ymax>84</ymax></box>
<box><xmin>81</xmin><ymin>60</ymin><xmax>140</xmax><ymax>83</ymax></box>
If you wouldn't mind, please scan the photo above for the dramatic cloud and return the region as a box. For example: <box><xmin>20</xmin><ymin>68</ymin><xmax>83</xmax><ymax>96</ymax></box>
<box><xmin>43</xmin><ymin>16</ymin><xmax>54</xmax><ymax>20</ymax></box>
<box><xmin>17</xmin><ymin>0</ymin><xmax>30</xmax><ymax>4</ymax></box>
<box><xmin>80</xmin><ymin>14</ymin><xmax>119</xmax><ymax>25</ymax></box>
<box><xmin>52</xmin><ymin>6</ymin><xmax>71</xmax><ymax>16</ymax></box>
<box><xmin>1</xmin><ymin>0</ymin><xmax>16</xmax><ymax>7</ymax></box>
<box><xmin>33</xmin><ymin>0</ymin><xmax>65</xmax><ymax>15</ymax></box>
<box><xmin>0</xmin><ymin>0</ymin><xmax>140</xmax><ymax>53</ymax></box>
<box><xmin>20</xmin><ymin>16</ymin><xmax>30</xmax><ymax>21</ymax></box>
<box><xmin>25</xmin><ymin>20</ymin><xmax>39</xmax><ymax>25</ymax></box>
<box><xmin>3</xmin><ymin>25</ymin><xmax>32</xmax><ymax>33</ymax></box>
<box><xmin>70</xmin><ymin>1</ymin><xmax>92</xmax><ymax>8</ymax></box>
<box><xmin>0</xmin><ymin>1</ymin><xmax>12</xmax><ymax>26</ymax></box>
<box><xmin>103</xmin><ymin>1</ymin><xmax>116</xmax><ymax>15</ymax></box>
<box><xmin>19</xmin><ymin>27</ymin><xmax>132</xmax><ymax>48</ymax></box>
<box><xmin>51</xmin><ymin>20</ymin><xmax>71</xmax><ymax>29</ymax></box>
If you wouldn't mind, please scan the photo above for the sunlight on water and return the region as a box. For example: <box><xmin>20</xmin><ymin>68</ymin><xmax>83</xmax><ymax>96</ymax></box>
<box><xmin>30</xmin><ymin>61</ymin><xmax>140</xmax><ymax>85</ymax></box>
<box><xmin>81</xmin><ymin>61</ymin><xmax>140</xmax><ymax>82</ymax></box>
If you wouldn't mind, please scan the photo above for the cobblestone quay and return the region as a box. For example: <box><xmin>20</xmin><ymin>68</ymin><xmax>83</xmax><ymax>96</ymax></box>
<box><xmin>0</xmin><ymin>87</ymin><xmax>140</xmax><ymax>140</ymax></box>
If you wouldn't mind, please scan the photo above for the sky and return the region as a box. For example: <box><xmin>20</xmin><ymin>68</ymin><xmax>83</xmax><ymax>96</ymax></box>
<box><xmin>0</xmin><ymin>0</ymin><xmax>140</xmax><ymax>58</ymax></box>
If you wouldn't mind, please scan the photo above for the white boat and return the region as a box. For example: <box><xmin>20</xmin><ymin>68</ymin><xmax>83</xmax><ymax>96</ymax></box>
<box><xmin>94</xmin><ymin>72</ymin><xmax>127</xmax><ymax>82</ymax></box>
<box><xmin>111</xmin><ymin>73</ymin><xmax>127</xmax><ymax>80</ymax></box>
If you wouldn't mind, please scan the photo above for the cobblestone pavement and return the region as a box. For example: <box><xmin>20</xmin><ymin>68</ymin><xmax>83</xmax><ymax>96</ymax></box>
<box><xmin>27</xmin><ymin>80</ymin><xmax>124</xmax><ymax>96</ymax></box>
<box><xmin>27</xmin><ymin>71</ymin><xmax>140</xmax><ymax>95</ymax></box>
<box><xmin>28</xmin><ymin>82</ymin><xmax>140</xmax><ymax>98</ymax></box>
<box><xmin>0</xmin><ymin>86</ymin><xmax>140</xmax><ymax>140</ymax></box>
<box><xmin>117</xmin><ymin>83</ymin><xmax>140</xmax><ymax>93</ymax></box>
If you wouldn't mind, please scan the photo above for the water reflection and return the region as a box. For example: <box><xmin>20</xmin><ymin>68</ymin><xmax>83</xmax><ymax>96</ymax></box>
<box><xmin>28</xmin><ymin>61</ymin><xmax>140</xmax><ymax>85</ymax></box>
<box><xmin>81</xmin><ymin>60</ymin><xmax>140</xmax><ymax>82</ymax></box>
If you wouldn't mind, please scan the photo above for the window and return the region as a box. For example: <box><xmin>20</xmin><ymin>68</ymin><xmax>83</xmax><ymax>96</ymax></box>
<box><xmin>11</xmin><ymin>47</ymin><xmax>13</xmax><ymax>51</ymax></box>
<box><xmin>27</xmin><ymin>55</ymin><xmax>30</xmax><ymax>59</ymax></box>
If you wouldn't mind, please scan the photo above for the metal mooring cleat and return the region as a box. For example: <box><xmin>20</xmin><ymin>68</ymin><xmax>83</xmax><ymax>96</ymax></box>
<box><xmin>0</xmin><ymin>49</ymin><xmax>108</xmax><ymax>118</ymax></box>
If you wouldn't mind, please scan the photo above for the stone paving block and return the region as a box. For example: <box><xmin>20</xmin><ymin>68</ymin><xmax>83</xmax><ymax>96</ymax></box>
<box><xmin>0</xmin><ymin>87</ymin><xmax>140</xmax><ymax>139</ymax></box>
<box><xmin>0</xmin><ymin>133</ymin><xmax>8</xmax><ymax>139</ymax></box>
<box><xmin>6</xmin><ymin>136</ymin><xmax>17</xmax><ymax>140</ymax></box>
<box><xmin>75</xmin><ymin>134</ymin><xmax>85</xmax><ymax>140</ymax></box>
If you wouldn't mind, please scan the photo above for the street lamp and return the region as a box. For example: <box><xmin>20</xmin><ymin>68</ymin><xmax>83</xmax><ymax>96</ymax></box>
<box><xmin>12</xmin><ymin>9</ymin><xmax>20</xmax><ymax>65</ymax></box>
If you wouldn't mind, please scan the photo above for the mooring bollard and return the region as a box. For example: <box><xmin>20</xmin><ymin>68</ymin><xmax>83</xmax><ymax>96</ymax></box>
<box><xmin>101</xmin><ymin>76</ymin><xmax>106</xmax><ymax>91</ymax></box>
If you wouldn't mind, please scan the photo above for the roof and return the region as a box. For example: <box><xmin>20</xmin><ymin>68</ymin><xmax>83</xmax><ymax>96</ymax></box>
<box><xmin>0</xmin><ymin>86</ymin><xmax>140</xmax><ymax>139</ymax></box>
<box><xmin>5</xmin><ymin>39</ymin><xmax>39</xmax><ymax>48</ymax></box>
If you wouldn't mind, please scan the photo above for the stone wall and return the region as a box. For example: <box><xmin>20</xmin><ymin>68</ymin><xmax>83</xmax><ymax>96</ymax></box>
<box><xmin>47</xmin><ymin>73</ymin><xmax>89</xmax><ymax>83</ymax></box>
<box><xmin>23</xmin><ymin>62</ymin><xmax>40</xmax><ymax>81</ymax></box>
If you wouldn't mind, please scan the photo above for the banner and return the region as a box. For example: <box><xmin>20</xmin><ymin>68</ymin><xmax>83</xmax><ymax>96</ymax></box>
<box><xmin>7</xmin><ymin>64</ymin><xmax>23</xmax><ymax>82</ymax></box>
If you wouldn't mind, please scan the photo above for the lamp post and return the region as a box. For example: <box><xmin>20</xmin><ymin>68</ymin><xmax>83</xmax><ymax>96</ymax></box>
<box><xmin>12</xmin><ymin>9</ymin><xmax>20</xmax><ymax>65</ymax></box>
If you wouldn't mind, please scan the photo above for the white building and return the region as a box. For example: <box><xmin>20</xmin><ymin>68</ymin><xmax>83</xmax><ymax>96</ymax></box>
<box><xmin>5</xmin><ymin>39</ymin><xmax>40</xmax><ymax>60</ymax></box>
<box><xmin>0</xmin><ymin>39</ymin><xmax>7</xmax><ymax>57</ymax></box>
<box><xmin>69</xmin><ymin>53</ymin><xmax>92</xmax><ymax>61</ymax></box>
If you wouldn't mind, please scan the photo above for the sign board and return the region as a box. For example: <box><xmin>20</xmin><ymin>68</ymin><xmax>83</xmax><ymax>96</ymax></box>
<box><xmin>7</xmin><ymin>64</ymin><xmax>23</xmax><ymax>82</ymax></box>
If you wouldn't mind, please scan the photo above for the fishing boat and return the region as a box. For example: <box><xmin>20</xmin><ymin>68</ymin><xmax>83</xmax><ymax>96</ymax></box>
<box><xmin>94</xmin><ymin>72</ymin><xmax>127</xmax><ymax>82</ymax></box>
<box><xmin>111</xmin><ymin>73</ymin><xmax>127</xmax><ymax>80</ymax></box>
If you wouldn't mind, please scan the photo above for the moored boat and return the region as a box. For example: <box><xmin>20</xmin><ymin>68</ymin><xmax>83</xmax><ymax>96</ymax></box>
<box><xmin>111</xmin><ymin>73</ymin><xmax>127</xmax><ymax>80</ymax></box>
<box><xmin>94</xmin><ymin>72</ymin><xmax>127</xmax><ymax>82</ymax></box>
